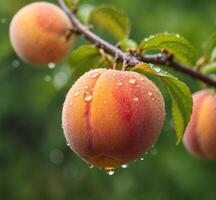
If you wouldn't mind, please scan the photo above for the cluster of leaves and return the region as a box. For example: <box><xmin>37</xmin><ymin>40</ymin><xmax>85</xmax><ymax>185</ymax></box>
<box><xmin>64</xmin><ymin>0</ymin><xmax>216</xmax><ymax>143</ymax></box>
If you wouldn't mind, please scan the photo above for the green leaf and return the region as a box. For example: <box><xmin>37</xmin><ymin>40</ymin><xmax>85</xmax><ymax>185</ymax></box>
<box><xmin>204</xmin><ymin>32</ymin><xmax>216</xmax><ymax>62</ymax></box>
<box><xmin>65</xmin><ymin>0</ymin><xmax>79</xmax><ymax>10</ymax></box>
<box><xmin>210</xmin><ymin>47</ymin><xmax>216</xmax><ymax>62</ymax></box>
<box><xmin>119</xmin><ymin>38</ymin><xmax>137</xmax><ymax>51</ymax></box>
<box><xmin>132</xmin><ymin>63</ymin><xmax>192</xmax><ymax>144</ymax></box>
<box><xmin>89</xmin><ymin>5</ymin><xmax>131</xmax><ymax>40</ymax></box>
<box><xmin>202</xmin><ymin>62</ymin><xmax>216</xmax><ymax>74</ymax></box>
<box><xmin>139</xmin><ymin>33</ymin><xmax>198</xmax><ymax>66</ymax></box>
<box><xmin>68</xmin><ymin>45</ymin><xmax>108</xmax><ymax>78</ymax></box>
<box><xmin>77</xmin><ymin>4</ymin><xmax>95</xmax><ymax>25</ymax></box>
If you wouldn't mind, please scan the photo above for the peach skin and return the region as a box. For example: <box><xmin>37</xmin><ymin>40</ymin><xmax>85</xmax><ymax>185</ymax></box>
<box><xmin>183</xmin><ymin>90</ymin><xmax>216</xmax><ymax>159</ymax></box>
<box><xmin>62</xmin><ymin>69</ymin><xmax>165</xmax><ymax>170</ymax></box>
<box><xmin>10</xmin><ymin>2</ymin><xmax>74</xmax><ymax>65</ymax></box>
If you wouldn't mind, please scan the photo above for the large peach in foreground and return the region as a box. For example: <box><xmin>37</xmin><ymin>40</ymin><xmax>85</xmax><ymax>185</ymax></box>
<box><xmin>10</xmin><ymin>2</ymin><xmax>74</xmax><ymax>65</ymax></box>
<box><xmin>183</xmin><ymin>90</ymin><xmax>216</xmax><ymax>159</ymax></box>
<box><xmin>62</xmin><ymin>69</ymin><xmax>165</xmax><ymax>169</ymax></box>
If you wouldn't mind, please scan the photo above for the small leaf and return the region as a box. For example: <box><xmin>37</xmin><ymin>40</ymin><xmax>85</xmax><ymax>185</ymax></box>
<box><xmin>119</xmin><ymin>38</ymin><xmax>137</xmax><ymax>51</ymax></box>
<box><xmin>65</xmin><ymin>0</ymin><xmax>79</xmax><ymax>10</ymax></box>
<box><xmin>202</xmin><ymin>62</ymin><xmax>216</xmax><ymax>74</ymax></box>
<box><xmin>77</xmin><ymin>4</ymin><xmax>94</xmax><ymax>25</ymax></box>
<box><xmin>132</xmin><ymin>63</ymin><xmax>192</xmax><ymax>144</ymax></box>
<box><xmin>90</xmin><ymin>5</ymin><xmax>131</xmax><ymax>40</ymax></box>
<box><xmin>204</xmin><ymin>32</ymin><xmax>216</xmax><ymax>62</ymax></box>
<box><xmin>210</xmin><ymin>47</ymin><xmax>216</xmax><ymax>63</ymax></box>
<box><xmin>68</xmin><ymin>45</ymin><xmax>108</xmax><ymax>78</ymax></box>
<box><xmin>139</xmin><ymin>33</ymin><xmax>198</xmax><ymax>66</ymax></box>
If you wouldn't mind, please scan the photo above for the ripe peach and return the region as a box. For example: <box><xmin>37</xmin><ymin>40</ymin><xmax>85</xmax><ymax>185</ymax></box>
<box><xmin>183</xmin><ymin>90</ymin><xmax>216</xmax><ymax>159</ymax></box>
<box><xmin>62</xmin><ymin>69</ymin><xmax>165</xmax><ymax>169</ymax></box>
<box><xmin>10</xmin><ymin>2</ymin><xmax>74</xmax><ymax>65</ymax></box>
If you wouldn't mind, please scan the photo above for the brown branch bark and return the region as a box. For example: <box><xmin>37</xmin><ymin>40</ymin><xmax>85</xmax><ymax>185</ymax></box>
<box><xmin>58</xmin><ymin>0</ymin><xmax>216</xmax><ymax>87</ymax></box>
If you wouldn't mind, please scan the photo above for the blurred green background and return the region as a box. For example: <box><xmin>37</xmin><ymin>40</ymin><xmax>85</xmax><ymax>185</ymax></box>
<box><xmin>1</xmin><ymin>0</ymin><xmax>216</xmax><ymax>199</ymax></box>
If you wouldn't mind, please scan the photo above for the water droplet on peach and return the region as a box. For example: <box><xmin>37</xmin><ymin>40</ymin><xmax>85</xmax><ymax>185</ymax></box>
<box><xmin>121</xmin><ymin>164</ymin><xmax>128</xmax><ymax>169</ymax></box>
<box><xmin>48</xmin><ymin>63</ymin><xmax>56</xmax><ymax>69</ymax></box>
<box><xmin>134</xmin><ymin>97</ymin><xmax>139</xmax><ymax>102</ymax></box>
<box><xmin>129</xmin><ymin>77</ymin><xmax>136</xmax><ymax>84</ymax></box>
<box><xmin>91</xmin><ymin>72</ymin><xmax>100</xmax><ymax>78</ymax></box>
<box><xmin>84</xmin><ymin>92</ymin><xmax>93</xmax><ymax>102</ymax></box>
<box><xmin>148</xmin><ymin>91</ymin><xmax>153</xmax><ymax>96</ymax></box>
<box><xmin>105</xmin><ymin>167</ymin><xmax>115</xmax><ymax>176</ymax></box>
<box><xmin>74</xmin><ymin>91</ymin><xmax>80</xmax><ymax>97</ymax></box>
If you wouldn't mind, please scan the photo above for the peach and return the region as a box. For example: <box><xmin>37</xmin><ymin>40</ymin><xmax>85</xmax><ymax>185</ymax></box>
<box><xmin>10</xmin><ymin>2</ymin><xmax>74</xmax><ymax>65</ymax></box>
<box><xmin>183</xmin><ymin>90</ymin><xmax>216</xmax><ymax>159</ymax></box>
<box><xmin>62</xmin><ymin>69</ymin><xmax>165</xmax><ymax>169</ymax></box>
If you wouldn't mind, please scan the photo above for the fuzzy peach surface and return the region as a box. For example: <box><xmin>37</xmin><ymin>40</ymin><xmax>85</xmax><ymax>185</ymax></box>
<box><xmin>183</xmin><ymin>90</ymin><xmax>216</xmax><ymax>159</ymax></box>
<box><xmin>10</xmin><ymin>2</ymin><xmax>73</xmax><ymax>65</ymax></box>
<box><xmin>62</xmin><ymin>69</ymin><xmax>165</xmax><ymax>169</ymax></box>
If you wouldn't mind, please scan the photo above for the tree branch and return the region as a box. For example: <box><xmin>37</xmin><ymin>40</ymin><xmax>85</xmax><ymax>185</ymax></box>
<box><xmin>58</xmin><ymin>0</ymin><xmax>216</xmax><ymax>87</ymax></box>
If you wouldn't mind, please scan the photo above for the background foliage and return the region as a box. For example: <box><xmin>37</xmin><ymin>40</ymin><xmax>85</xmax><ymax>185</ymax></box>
<box><xmin>1</xmin><ymin>0</ymin><xmax>216</xmax><ymax>199</ymax></box>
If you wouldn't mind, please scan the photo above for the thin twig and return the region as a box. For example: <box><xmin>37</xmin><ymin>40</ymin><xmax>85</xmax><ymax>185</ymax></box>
<box><xmin>58</xmin><ymin>0</ymin><xmax>216</xmax><ymax>87</ymax></box>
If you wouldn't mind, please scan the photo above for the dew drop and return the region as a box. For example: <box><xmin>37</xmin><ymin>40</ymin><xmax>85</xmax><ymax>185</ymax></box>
<box><xmin>140</xmin><ymin>157</ymin><xmax>144</xmax><ymax>161</ymax></box>
<box><xmin>148</xmin><ymin>91</ymin><xmax>153</xmax><ymax>96</ymax></box>
<box><xmin>91</xmin><ymin>72</ymin><xmax>100</xmax><ymax>78</ymax></box>
<box><xmin>105</xmin><ymin>167</ymin><xmax>115</xmax><ymax>176</ymax></box>
<box><xmin>89</xmin><ymin>165</ymin><xmax>94</xmax><ymax>169</ymax></box>
<box><xmin>48</xmin><ymin>63</ymin><xmax>56</xmax><ymax>69</ymax></box>
<box><xmin>176</xmin><ymin>34</ymin><xmax>180</xmax><ymax>38</ymax></box>
<box><xmin>69</xmin><ymin>101</ymin><xmax>73</xmax><ymax>106</ymax></box>
<box><xmin>121</xmin><ymin>164</ymin><xmax>128</xmax><ymax>169</ymax></box>
<box><xmin>117</xmin><ymin>82</ymin><xmax>123</xmax><ymax>86</ymax></box>
<box><xmin>107</xmin><ymin>171</ymin><xmax>115</xmax><ymax>176</ymax></box>
<box><xmin>84</xmin><ymin>92</ymin><xmax>93</xmax><ymax>102</ymax></box>
<box><xmin>129</xmin><ymin>77</ymin><xmax>136</xmax><ymax>84</ymax></box>
<box><xmin>154</xmin><ymin>67</ymin><xmax>161</xmax><ymax>73</ymax></box>
<box><xmin>67</xmin><ymin>143</ymin><xmax>70</xmax><ymax>146</ymax></box>
<box><xmin>140</xmin><ymin>77</ymin><xmax>144</xmax><ymax>81</ymax></box>
<box><xmin>133</xmin><ymin>97</ymin><xmax>139</xmax><ymax>102</ymax></box>
<box><xmin>74</xmin><ymin>91</ymin><xmax>80</xmax><ymax>97</ymax></box>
